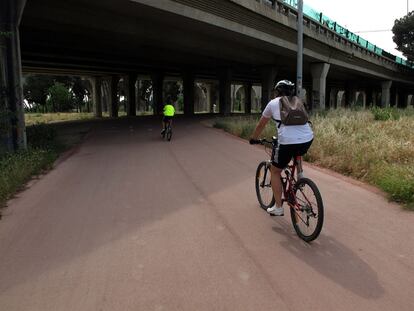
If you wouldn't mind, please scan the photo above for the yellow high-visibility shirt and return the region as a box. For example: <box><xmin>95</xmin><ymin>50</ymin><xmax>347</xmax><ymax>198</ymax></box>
<box><xmin>163</xmin><ymin>104</ymin><xmax>175</xmax><ymax>117</ymax></box>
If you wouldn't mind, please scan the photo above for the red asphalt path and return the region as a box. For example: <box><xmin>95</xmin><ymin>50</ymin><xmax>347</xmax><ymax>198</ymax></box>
<box><xmin>0</xmin><ymin>118</ymin><xmax>413</xmax><ymax>311</ymax></box>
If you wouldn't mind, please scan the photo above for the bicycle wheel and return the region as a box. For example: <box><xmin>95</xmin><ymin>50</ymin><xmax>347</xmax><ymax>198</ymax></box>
<box><xmin>290</xmin><ymin>178</ymin><xmax>324</xmax><ymax>242</ymax></box>
<box><xmin>255</xmin><ymin>161</ymin><xmax>275</xmax><ymax>210</ymax></box>
<box><xmin>166</xmin><ymin>127</ymin><xmax>172</xmax><ymax>141</ymax></box>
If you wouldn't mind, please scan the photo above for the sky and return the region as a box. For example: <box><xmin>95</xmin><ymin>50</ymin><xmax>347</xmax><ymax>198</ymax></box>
<box><xmin>304</xmin><ymin>0</ymin><xmax>412</xmax><ymax>58</ymax></box>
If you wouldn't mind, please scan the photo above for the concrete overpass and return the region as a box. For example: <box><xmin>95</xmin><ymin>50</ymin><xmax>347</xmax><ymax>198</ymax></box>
<box><xmin>1</xmin><ymin>0</ymin><xmax>414</xmax><ymax>151</ymax></box>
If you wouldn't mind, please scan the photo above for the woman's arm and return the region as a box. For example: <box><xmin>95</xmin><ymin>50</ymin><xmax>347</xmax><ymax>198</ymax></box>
<box><xmin>251</xmin><ymin>116</ymin><xmax>270</xmax><ymax>140</ymax></box>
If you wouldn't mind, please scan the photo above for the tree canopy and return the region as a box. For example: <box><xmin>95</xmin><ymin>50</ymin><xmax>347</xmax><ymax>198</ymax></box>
<box><xmin>392</xmin><ymin>11</ymin><xmax>414</xmax><ymax>62</ymax></box>
<box><xmin>24</xmin><ymin>75</ymin><xmax>90</xmax><ymax>113</ymax></box>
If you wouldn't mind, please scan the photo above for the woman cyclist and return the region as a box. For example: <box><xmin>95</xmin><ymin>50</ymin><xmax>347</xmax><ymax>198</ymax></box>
<box><xmin>250</xmin><ymin>80</ymin><xmax>313</xmax><ymax>216</ymax></box>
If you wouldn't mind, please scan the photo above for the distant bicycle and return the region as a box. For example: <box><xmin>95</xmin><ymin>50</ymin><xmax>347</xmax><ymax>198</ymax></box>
<box><xmin>253</xmin><ymin>137</ymin><xmax>324</xmax><ymax>242</ymax></box>
<box><xmin>162</xmin><ymin>121</ymin><xmax>173</xmax><ymax>141</ymax></box>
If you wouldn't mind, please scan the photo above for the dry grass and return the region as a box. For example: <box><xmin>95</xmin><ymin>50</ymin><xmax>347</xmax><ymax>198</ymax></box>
<box><xmin>25</xmin><ymin>111</ymin><xmax>129</xmax><ymax>126</ymax></box>
<box><xmin>25</xmin><ymin>112</ymin><xmax>95</xmax><ymax>125</ymax></box>
<box><xmin>214</xmin><ymin>108</ymin><xmax>414</xmax><ymax>209</ymax></box>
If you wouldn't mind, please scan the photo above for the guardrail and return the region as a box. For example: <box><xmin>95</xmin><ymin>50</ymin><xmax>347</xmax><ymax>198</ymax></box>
<box><xmin>257</xmin><ymin>0</ymin><xmax>414</xmax><ymax>69</ymax></box>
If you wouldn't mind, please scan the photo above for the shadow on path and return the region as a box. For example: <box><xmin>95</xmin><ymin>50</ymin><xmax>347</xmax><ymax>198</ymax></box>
<box><xmin>272</xmin><ymin>226</ymin><xmax>384</xmax><ymax>299</ymax></box>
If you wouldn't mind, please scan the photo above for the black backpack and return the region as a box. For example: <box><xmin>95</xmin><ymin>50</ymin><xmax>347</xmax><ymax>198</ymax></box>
<box><xmin>279</xmin><ymin>96</ymin><xmax>309</xmax><ymax>126</ymax></box>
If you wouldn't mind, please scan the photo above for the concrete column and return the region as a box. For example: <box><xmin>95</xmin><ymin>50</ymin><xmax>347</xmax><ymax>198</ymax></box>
<box><xmin>203</xmin><ymin>83</ymin><xmax>212</xmax><ymax>113</ymax></box>
<box><xmin>183</xmin><ymin>72</ymin><xmax>195</xmax><ymax>115</ymax></box>
<box><xmin>152</xmin><ymin>72</ymin><xmax>164</xmax><ymax>115</ymax></box>
<box><xmin>92</xmin><ymin>77</ymin><xmax>102</xmax><ymax>118</ymax></box>
<box><xmin>408</xmin><ymin>95</ymin><xmax>413</xmax><ymax>107</ymax></box>
<box><xmin>260</xmin><ymin>66</ymin><xmax>277</xmax><ymax>111</ymax></box>
<box><xmin>0</xmin><ymin>42</ymin><xmax>14</xmax><ymax>152</ymax></box>
<box><xmin>245</xmin><ymin>82</ymin><xmax>252</xmax><ymax>114</ymax></box>
<box><xmin>329</xmin><ymin>88</ymin><xmax>338</xmax><ymax>109</ymax></box>
<box><xmin>381</xmin><ymin>81</ymin><xmax>392</xmax><ymax>107</ymax></box>
<box><xmin>136</xmin><ymin>78</ymin><xmax>141</xmax><ymax>113</ymax></box>
<box><xmin>310</xmin><ymin>63</ymin><xmax>330</xmax><ymax>110</ymax></box>
<box><xmin>366</xmin><ymin>87</ymin><xmax>373</xmax><ymax>108</ymax></box>
<box><xmin>101</xmin><ymin>81</ymin><xmax>106</xmax><ymax>113</ymax></box>
<box><xmin>1</xmin><ymin>0</ymin><xmax>27</xmax><ymax>151</ymax></box>
<box><xmin>325</xmin><ymin>85</ymin><xmax>332</xmax><ymax>109</ymax></box>
<box><xmin>398</xmin><ymin>92</ymin><xmax>408</xmax><ymax>108</ymax></box>
<box><xmin>219</xmin><ymin>68</ymin><xmax>232</xmax><ymax>115</ymax></box>
<box><xmin>390</xmin><ymin>87</ymin><xmax>397</xmax><ymax>107</ymax></box>
<box><xmin>127</xmin><ymin>73</ymin><xmax>137</xmax><ymax>117</ymax></box>
<box><xmin>345</xmin><ymin>85</ymin><xmax>357</xmax><ymax>108</ymax></box>
<box><xmin>101</xmin><ymin>80</ymin><xmax>110</xmax><ymax>113</ymax></box>
<box><xmin>109</xmin><ymin>75</ymin><xmax>119</xmax><ymax>117</ymax></box>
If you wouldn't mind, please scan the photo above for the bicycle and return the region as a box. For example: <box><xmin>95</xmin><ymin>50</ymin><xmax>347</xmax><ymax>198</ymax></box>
<box><xmin>162</xmin><ymin>120</ymin><xmax>173</xmax><ymax>141</ymax></box>
<box><xmin>253</xmin><ymin>137</ymin><xmax>324</xmax><ymax>242</ymax></box>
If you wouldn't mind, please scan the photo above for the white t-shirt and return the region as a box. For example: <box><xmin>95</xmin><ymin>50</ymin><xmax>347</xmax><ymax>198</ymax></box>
<box><xmin>262</xmin><ymin>97</ymin><xmax>314</xmax><ymax>145</ymax></box>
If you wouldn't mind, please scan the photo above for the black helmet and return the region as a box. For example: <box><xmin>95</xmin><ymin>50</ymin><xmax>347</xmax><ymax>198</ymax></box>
<box><xmin>274</xmin><ymin>80</ymin><xmax>295</xmax><ymax>93</ymax></box>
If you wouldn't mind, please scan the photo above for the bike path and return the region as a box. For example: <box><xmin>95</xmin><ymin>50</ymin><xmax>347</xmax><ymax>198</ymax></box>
<box><xmin>0</xmin><ymin>118</ymin><xmax>413</xmax><ymax>311</ymax></box>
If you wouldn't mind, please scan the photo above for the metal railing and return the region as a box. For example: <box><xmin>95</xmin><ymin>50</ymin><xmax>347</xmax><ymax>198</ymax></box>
<box><xmin>257</xmin><ymin>0</ymin><xmax>413</xmax><ymax>69</ymax></box>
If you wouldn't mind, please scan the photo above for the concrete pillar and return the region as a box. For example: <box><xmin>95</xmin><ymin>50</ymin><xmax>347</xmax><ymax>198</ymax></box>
<box><xmin>219</xmin><ymin>68</ymin><xmax>232</xmax><ymax>115</ymax></box>
<box><xmin>329</xmin><ymin>88</ymin><xmax>338</xmax><ymax>109</ymax></box>
<box><xmin>390</xmin><ymin>87</ymin><xmax>397</xmax><ymax>107</ymax></box>
<box><xmin>366</xmin><ymin>87</ymin><xmax>373</xmax><ymax>108</ymax></box>
<box><xmin>381</xmin><ymin>81</ymin><xmax>392</xmax><ymax>107</ymax></box>
<box><xmin>310</xmin><ymin>63</ymin><xmax>330</xmax><ymax>110</ymax></box>
<box><xmin>101</xmin><ymin>81</ymin><xmax>106</xmax><ymax>113</ymax></box>
<box><xmin>127</xmin><ymin>73</ymin><xmax>137</xmax><ymax>117</ymax></box>
<box><xmin>325</xmin><ymin>85</ymin><xmax>332</xmax><ymax>109</ymax></box>
<box><xmin>183</xmin><ymin>72</ymin><xmax>195</xmax><ymax>115</ymax></box>
<box><xmin>346</xmin><ymin>85</ymin><xmax>357</xmax><ymax>107</ymax></box>
<box><xmin>109</xmin><ymin>75</ymin><xmax>119</xmax><ymax>117</ymax></box>
<box><xmin>1</xmin><ymin>0</ymin><xmax>27</xmax><ymax>151</ymax></box>
<box><xmin>408</xmin><ymin>95</ymin><xmax>413</xmax><ymax>107</ymax></box>
<box><xmin>92</xmin><ymin>77</ymin><xmax>102</xmax><ymax>118</ymax></box>
<box><xmin>152</xmin><ymin>72</ymin><xmax>164</xmax><ymax>115</ymax></box>
<box><xmin>398</xmin><ymin>92</ymin><xmax>408</xmax><ymax>108</ymax></box>
<box><xmin>0</xmin><ymin>34</ymin><xmax>13</xmax><ymax>152</ymax></box>
<box><xmin>245</xmin><ymin>82</ymin><xmax>252</xmax><ymax>114</ymax></box>
<box><xmin>203</xmin><ymin>83</ymin><xmax>212</xmax><ymax>113</ymax></box>
<box><xmin>260</xmin><ymin>66</ymin><xmax>277</xmax><ymax>111</ymax></box>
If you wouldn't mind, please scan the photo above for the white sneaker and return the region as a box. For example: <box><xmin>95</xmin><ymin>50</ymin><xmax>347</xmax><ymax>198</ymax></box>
<box><xmin>266</xmin><ymin>206</ymin><xmax>284</xmax><ymax>216</ymax></box>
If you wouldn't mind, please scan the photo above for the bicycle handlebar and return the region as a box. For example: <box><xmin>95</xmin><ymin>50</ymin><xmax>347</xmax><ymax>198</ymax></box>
<box><xmin>249</xmin><ymin>138</ymin><xmax>274</xmax><ymax>145</ymax></box>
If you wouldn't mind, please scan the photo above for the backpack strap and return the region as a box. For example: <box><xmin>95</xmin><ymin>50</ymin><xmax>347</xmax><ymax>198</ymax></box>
<box><xmin>272</xmin><ymin>117</ymin><xmax>282</xmax><ymax>129</ymax></box>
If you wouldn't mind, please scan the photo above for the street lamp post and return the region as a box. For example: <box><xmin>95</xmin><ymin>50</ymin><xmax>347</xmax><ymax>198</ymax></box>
<box><xmin>296</xmin><ymin>0</ymin><xmax>304</xmax><ymax>98</ymax></box>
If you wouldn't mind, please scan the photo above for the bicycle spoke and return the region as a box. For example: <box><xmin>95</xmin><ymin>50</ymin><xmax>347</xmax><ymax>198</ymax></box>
<box><xmin>256</xmin><ymin>162</ymin><xmax>275</xmax><ymax>209</ymax></box>
<box><xmin>291</xmin><ymin>178</ymin><xmax>323</xmax><ymax>241</ymax></box>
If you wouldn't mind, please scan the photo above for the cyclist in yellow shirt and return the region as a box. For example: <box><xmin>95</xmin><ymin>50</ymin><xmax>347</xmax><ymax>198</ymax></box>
<box><xmin>161</xmin><ymin>100</ymin><xmax>175</xmax><ymax>136</ymax></box>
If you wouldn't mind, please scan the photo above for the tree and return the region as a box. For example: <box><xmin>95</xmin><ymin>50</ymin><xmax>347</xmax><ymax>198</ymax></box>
<box><xmin>71</xmin><ymin>77</ymin><xmax>88</xmax><ymax>112</ymax></box>
<box><xmin>392</xmin><ymin>11</ymin><xmax>414</xmax><ymax>62</ymax></box>
<box><xmin>46</xmin><ymin>82</ymin><xmax>74</xmax><ymax>112</ymax></box>
<box><xmin>23</xmin><ymin>75</ymin><xmax>54</xmax><ymax>111</ymax></box>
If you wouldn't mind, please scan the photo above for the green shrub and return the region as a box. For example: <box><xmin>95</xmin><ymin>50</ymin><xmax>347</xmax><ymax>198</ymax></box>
<box><xmin>371</xmin><ymin>107</ymin><xmax>400</xmax><ymax>121</ymax></box>
<box><xmin>372</xmin><ymin>164</ymin><xmax>414</xmax><ymax>209</ymax></box>
<box><xmin>26</xmin><ymin>123</ymin><xmax>57</xmax><ymax>149</ymax></box>
<box><xmin>0</xmin><ymin>149</ymin><xmax>58</xmax><ymax>209</ymax></box>
<box><xmin>0</xmin><ymin>124</ymin><xmax>60</xmax><ymax>209</ymax></box>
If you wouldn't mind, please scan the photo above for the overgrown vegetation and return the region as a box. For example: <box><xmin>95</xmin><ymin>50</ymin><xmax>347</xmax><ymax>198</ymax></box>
<box><xmin>25</xmin><ymin>111</ymin><xmax>130</xmax><ymax>126</ymax></box>
<box><xmin>25</xmin><ymin>112</ymin><xmax>95</xmax><ymax>126</ymax></box>
<box><xmin>0</xmin><ymin>122</ymin><xmax>90</xmax><ymax>213</ymax></box>
<box><xmin>0</xmin><ymin>125</ymin><xmax>59</xmax><ymax>212</ymax></box>
<box><xmin>214</xmin><ymin>108</ymin><xmax>414</xmax><ymax>210</ymax></box>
